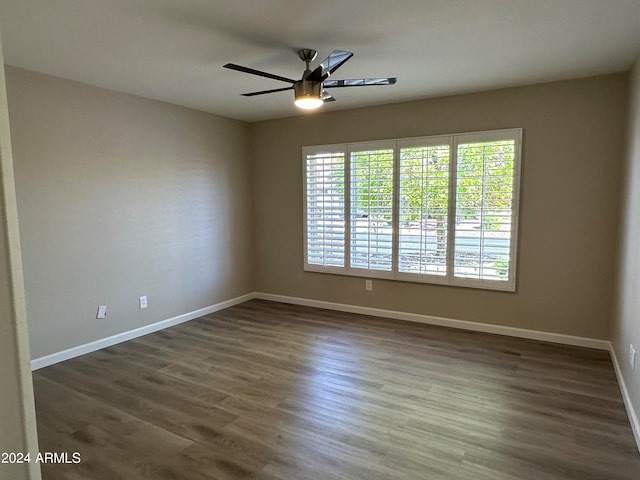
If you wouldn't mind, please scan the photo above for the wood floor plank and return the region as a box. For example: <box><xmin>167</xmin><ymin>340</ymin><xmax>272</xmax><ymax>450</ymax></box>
<box><xmin>33</xmin><ymin>299</ymin><xmax>640</xmax><ymax>479</ymax></box>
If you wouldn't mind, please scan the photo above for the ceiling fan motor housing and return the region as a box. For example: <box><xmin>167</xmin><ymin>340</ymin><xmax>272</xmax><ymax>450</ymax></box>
<box><xmin>294</xmin><ymin>79</ymin><xmax>322</xmax><ymax>99</ymax></box>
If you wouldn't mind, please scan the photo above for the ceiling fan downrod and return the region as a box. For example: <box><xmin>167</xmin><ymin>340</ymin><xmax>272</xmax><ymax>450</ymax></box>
<box><xmin>298</xmin><ymin>49</ymin><xmax>318</xmax><ymax>78</ymax></box>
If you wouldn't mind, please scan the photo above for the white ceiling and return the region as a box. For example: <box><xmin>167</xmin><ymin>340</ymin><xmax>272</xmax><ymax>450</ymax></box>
<box><xmin>1</xmin><ymin>0</ymin><xmax>639</xmax><ymax>122</ymax></box>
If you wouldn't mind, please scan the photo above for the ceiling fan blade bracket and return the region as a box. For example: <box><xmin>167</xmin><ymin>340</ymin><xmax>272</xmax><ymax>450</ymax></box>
<box><xmin>307</xmin><ymin>65</ymin><xmax>325</xmax><ymax>82</ymax></box>
<box><xmin>322</xmin><ymin>94</ymin><xmax>336</xmax><ymax>103</ymax></box>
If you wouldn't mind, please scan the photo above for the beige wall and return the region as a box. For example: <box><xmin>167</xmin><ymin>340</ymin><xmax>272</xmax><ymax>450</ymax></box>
<box><xmin>0</xmin><ymin>44</ymin><xmax>41</xmax><ymax>480</ymax></box>
<box><xmin>251</xmin><ymin>74</ymin><xmax>627</xmax><ymax>340</ymax></box>
<box><xmin>6</xmin><ymin>67</ymin><xmax>253</xmax><ymax>359</ymax></box>
<box><xmin>613</xmin><ymin>54</ymin><xmax>640</xmax><ymax>428</ymax></box>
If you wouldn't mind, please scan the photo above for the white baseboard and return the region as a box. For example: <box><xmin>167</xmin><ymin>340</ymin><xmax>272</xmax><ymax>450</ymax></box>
<box><xmin>609</xmin><ymin>343</ymin><xmax>640</xmax><ymax>453</ymax></box>
<box><xmin>30</xmin><ymin>292</ymin><xmax>257</xmax><ymax>371</ymax></box>
<box><xmin>254</xmin><ymin>292</ymin><xmax>610</xmax><ymax>350</ymax></box>
<box><xmin>31</xmin><ymin>289</ymin><xmax>610</xmax><ymax>364</ymax></box>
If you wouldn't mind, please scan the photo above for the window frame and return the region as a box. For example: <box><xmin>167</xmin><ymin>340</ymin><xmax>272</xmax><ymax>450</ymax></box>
<box><xmin>302</xmin><ymin>128</ymin><xmax>522</xmax><ymax>292</ymax></box>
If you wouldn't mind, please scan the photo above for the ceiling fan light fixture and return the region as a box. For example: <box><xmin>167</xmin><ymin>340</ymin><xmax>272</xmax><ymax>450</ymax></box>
<box><xmin>294</xmin><ymin>96</ymin><xmax>323</xmax><ymax>110</ymax></box>
<box><xmin>294</xmin><ymin>80</ymin><xmax>323</xmax><ymax>110</ymax></box>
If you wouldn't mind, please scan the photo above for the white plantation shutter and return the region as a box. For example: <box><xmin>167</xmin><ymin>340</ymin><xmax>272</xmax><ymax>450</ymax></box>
<box><xmin>453</xmin><ymin>132</ymin><xmax>519</xmax><ymax>289</ymax></box>
<box><xmin>398</xmin><ymin>139</ymin><xmax>450</xmax><ymax>279</ymax></box>
<box><xmin>302</xmin><ymin>129</ymin><xmax>521</xmax><ymax>291</ymax></box>
<box><xmin>349</xmin><ymin>144</ymin><xmax>395</xmax><ymax>273</ymax></box>
<box><xmin>304</xmin><ymin>147</ymin><xmax>346</xmax><ymax>271</ymax></box>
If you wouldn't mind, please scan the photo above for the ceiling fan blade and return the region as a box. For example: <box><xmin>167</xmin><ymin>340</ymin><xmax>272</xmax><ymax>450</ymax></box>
<box><xmin>321</xmin><ymin>50</ymin><xmax>354</xmax><ymax>75</ymax></box>
<box><xmin>322</xmin><ymin>90</ymin><xmax>336</xmax><ymax>103</ymax></box>
<box><xmin>241</xmin><ymin>86</ymin><xmax>294</xmax><ymax>97</ymax></box>
<box><xmin>223</xmin><ymin>63</ymin><xmax>296</xmax><ymax>84</ymax></box>
<box><xmin>323</xmin><ymin>77</ymin><xmax>397</xmax><ymax>88</ymax></box>
<box><xmin>307</xmin><ymin>50</ymin><xmax>354</xmax><ymax>82</ymax></box>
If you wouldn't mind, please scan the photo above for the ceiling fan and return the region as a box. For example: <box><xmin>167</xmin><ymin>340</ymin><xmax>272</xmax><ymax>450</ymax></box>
<box><xmin>223</xmin><ymin>49</ymin><xmax>397</xmax><ymax>110</ymax></box>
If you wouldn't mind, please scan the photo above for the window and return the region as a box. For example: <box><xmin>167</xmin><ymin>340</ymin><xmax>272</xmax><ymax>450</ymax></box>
<box><xmin>350</xmin><ymin>144</ymin><xmax>394</xmax><ymax>273</ymax></box>
<box><xmin>303</xmin><ymin>129</ymin><xmax>522</xmax><ymax>291</ymax></box>
<box><xmin>398</xmin><ymin>139</ymin><xmax>450</xmax><ymax>279</ymax></box>
<box><xmin>304</xmin><ymin>146</ymin><xmax>346</xmax><ymax>270</ymax></box>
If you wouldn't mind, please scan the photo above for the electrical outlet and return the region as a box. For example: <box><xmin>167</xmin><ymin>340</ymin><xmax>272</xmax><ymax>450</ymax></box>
<box><xmin>96</xmin><ymin>305</ymin><xmax>107</xmax><ymax>319</ymax></box>
<box><xmin>630</xmin><ymin>344</ymin><xmax>636</xmax><ymax>371</ymax></box>
<box><xmin>365</xmin><ymin>279</ymin><xmax>373</xmax><ymax>291</ymax></box>
<box><xmin>139</xmin><ymin>296</ymin><xmax>148</xmax><ymax>309</ymax></box>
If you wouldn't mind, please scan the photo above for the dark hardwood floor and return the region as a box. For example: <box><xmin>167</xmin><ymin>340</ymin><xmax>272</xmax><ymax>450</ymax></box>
<box><xmin>33</xmin><ymin>299</ymin><xmax>640</xmax><ymax>479</ymax></box>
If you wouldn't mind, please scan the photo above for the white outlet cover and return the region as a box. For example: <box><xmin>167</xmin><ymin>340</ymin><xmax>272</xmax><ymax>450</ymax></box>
<box><xmin>630</xmin><ymin>344</ymin><xmax>636</xmax><ymax>370</ymax></box>
<box><xmin>139</xmin><ymin>296</ymin><xmax>148</xmax><ymax>309</ymax></box>
<box><xmin>96</xmin><ymin>305</ymin><xmax>107</xmax><ymax>319</ymax></box>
